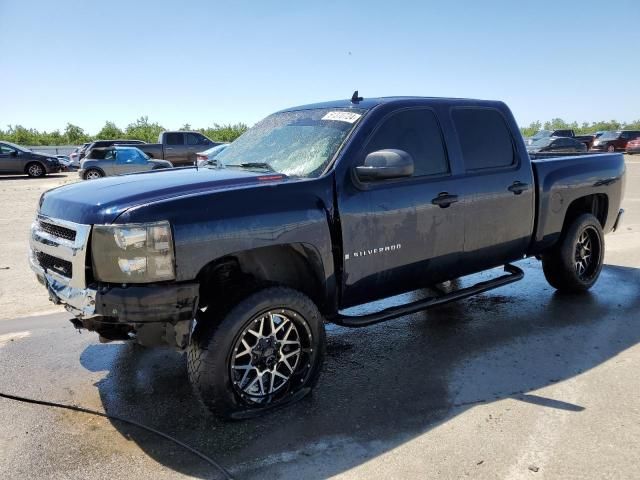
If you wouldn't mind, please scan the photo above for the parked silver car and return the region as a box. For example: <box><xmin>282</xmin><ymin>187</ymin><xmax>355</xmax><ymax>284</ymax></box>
<box><xmin>196</xmin><ymin>143</ymin><xmax>229</xmax><ymax>166</ymax></box>
<box><xmin>79</xmin><ymin>146</ymin><xmax>173</xmax><ymax>180</ymax></box>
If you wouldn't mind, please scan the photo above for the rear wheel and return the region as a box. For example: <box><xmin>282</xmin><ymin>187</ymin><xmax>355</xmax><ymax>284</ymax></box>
<box><xmin>187</xmin><ymin>286</ymin><xmax>325</xmax><ymax>420</ymax></box>
<box><xmin>26</xmin><ymin>162</ymin><xmax>45</xmax><ymax>178</ymax></box>
<box><xmin>84</xmin><ymin>168</ymin><xmax>103</xmax><ymax>180</ymax></box>
<box><xmin>542</xmin><ymin>213</ymin><xmax>604</xmax><ymax>292</ymax></box>
<box><xmin>607</xmin><ymin>145</ymin><xmax>615</xmax><ymax>152</ymax></box>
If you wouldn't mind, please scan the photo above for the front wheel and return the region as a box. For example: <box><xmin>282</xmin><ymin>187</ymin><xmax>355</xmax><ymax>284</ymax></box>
<box><xmin>541</xmin><ymin>213</ymin><xmax>604</xmax><ymax>292</ymax></box>
<box><xmin>607</xmin><ymin>145</ymin><xmax>615</xmax><ymax>152</ymax></box>
<box><xmin>26</xmin><ymin>162</ymin><xmax>46</xmax><ymax>178</ymax></box>
<box><xmin>187</xmin><ymin>286</ymin><xmax>326</xmax><ymax>419</ymax></box>
<box><xmin>84</xmin><ymin>168</ymin><xmax>104</xmax><ymax>180</ymax></box>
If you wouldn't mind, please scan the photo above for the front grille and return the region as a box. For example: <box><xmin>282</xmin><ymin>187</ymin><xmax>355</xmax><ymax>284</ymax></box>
<box><xmin>39</xmin><ymin>221</ymin><xmax>76</xmax><ymax>241</ymax></box>
<box><xmin>36</xmin><ymin>251</ymin><xmax>73</xmax><ymax>278</ymax></box>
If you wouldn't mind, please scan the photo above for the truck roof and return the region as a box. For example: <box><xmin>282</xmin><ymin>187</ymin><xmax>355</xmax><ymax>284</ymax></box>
<box><xmin>278</xmin><ymin>96</ymin><xmax>507</xmax><ymax>113</ymax></box>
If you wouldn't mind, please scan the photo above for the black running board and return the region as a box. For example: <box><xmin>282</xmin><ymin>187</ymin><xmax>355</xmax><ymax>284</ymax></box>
<box><xmin>330</xmin><ymin>264</ymin><xmax>524</xmax><ymax>328</ymax></box>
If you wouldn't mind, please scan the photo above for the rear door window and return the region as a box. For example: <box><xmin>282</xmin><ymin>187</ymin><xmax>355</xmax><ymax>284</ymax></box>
<box><xmin>165</xmin><ymin>133</ymin><xmax>184</xmax><ymax>145</ymax></box>
<box><xmin>452</xmin><ymin>108</ymin><xmax>515</xmax><ymax>170</ymax></box>
<box><xmin>363</xmin><ymin>108</ymin><xmax>449</xmax><ymax>177</ymax></box>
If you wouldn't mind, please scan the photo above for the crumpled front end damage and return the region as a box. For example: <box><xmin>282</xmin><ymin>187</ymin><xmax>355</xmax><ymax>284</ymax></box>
<box><xmin>29</xmin><ymin>215</ymin><xmax>199</xmax><ymax>348</ymax></box>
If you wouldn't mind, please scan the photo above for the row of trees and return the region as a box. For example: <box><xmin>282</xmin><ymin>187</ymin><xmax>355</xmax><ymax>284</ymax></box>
<box><xmin>520</xmin><ymin>118</ymin><xmax>640</xmax><ymax>138</ymax></box>
<box><xmin>3</xmin><ymin>117</ymin><xmax>640</xmax><ymax>146</ymax></box>
<box><xmin>0</xmin><ymin>117</ymin><xmax>248</xmax><ymax>146</ymax></box>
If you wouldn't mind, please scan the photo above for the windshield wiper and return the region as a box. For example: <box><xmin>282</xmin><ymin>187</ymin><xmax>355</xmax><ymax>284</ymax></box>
<box><xmin>225</xmin><ymin>162</ymin><xmax>276</xmax><ymax>172</ymax></box>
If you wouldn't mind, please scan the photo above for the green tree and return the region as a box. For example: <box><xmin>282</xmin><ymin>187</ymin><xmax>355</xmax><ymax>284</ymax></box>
<box><xmin>543</xmin><ymin>118</ymin><xmax>570</xmax><ymax>130</ymax></box>
<box><xmin>125</xmin><ymin>116</ymin><xmax>165</xmax><ymax>143</ymax></box>
<box><xmin>96</xmin><ymin>121</ymin><xmax>124</xmax><ymax>140</ymax></box>
<box><xmin>200</xmin><ymin>123</ymin><xmax>248</xmax><ymax>142</ymax></box>
<box><xmin>520</xmin><ymin>120</ymin><xmax>542</xmax><ymax>138</ymax></box>
<box><xmin>64</xmin><ymin>123</ymin><xmax>90</xmax><ymax>144</ymax></box>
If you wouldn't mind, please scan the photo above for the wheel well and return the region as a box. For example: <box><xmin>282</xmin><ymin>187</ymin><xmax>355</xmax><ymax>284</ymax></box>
<box><xmin>196</xmin><ymin>244</ymin><xmax>327</xmax><ymax>312</ymax></box>
<box><xmin>563</xmin><ymin>194</ymin><xmax>608</xmax><ymax>231</ymax></box>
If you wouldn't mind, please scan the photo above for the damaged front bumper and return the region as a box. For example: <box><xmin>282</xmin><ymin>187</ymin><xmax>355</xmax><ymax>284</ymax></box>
<box><xmin>29</xmin><ymin>215</ymin><xmax>199</xmax><ymax>348</ymax></box>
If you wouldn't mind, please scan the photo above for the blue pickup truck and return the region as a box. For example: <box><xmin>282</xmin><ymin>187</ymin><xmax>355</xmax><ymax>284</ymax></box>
<box><xmin>29</xmin><ymin>94</ymin><xmax>625</xmax><ymax>419</ymax></box>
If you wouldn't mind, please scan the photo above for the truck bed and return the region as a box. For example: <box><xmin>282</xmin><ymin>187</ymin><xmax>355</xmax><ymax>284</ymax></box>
<box><xmin>529</xmin><ymin>152</ymin><xmax>625</xmax><ymax>254</ymax></box>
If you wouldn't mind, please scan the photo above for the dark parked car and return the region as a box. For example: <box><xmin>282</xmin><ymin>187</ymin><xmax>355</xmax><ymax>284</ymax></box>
<box><xmin>124</xmin><ymin>131</ymin><xmax>222</xmax><ymax>167</ymax></box>
<box><xmin>625</xmin><ymin>138</ymin><xmax>640</xmax><ymax>154</ymax></box>
<box><xmin>527</xmin><ymin>129</ymin><xmax>575</xmax><ymax>145</ymax></box>
<box><xmin>527</xmin><ymin>129</ymin><xmax>594</xmax><ymax>149</ymax></box>
<box><xmin>0</xmin><ymin>141</ymin><xmax>61</xmax><ymax>177</ymax></box>
<box><xmin>526</xmin><ymin>136</ymin><xmax>587</xmax><ymax>154</ymax></box>
<box><xmin>591</xmin><ymin>130</ymin><xmax>640</xmax><ymax>152</ymax></box>
<box><xmin>30</xmin><ymin>95</ymin><xmax>625</xmax><ymax>419</ymax></box>
<box><xmin>79</xmin><ymin>146</ymin><xmax>173</xmax><ymax>180</ymax></box>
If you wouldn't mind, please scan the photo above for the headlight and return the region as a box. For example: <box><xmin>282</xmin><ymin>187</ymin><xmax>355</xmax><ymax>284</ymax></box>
<box><xmin>91</xmin><ymin>221</ymin><xmax>175</xmax><ymax>283</ymax></box>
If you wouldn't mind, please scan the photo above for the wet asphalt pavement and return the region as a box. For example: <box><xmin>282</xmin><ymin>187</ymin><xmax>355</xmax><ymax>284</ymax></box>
<box><xmin>1</xmin><ymin>160</ymin><xmax>639</xmax><ymax>479</ymax></box>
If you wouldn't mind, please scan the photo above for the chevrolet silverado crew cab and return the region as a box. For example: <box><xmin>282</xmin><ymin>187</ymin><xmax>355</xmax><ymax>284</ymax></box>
<box><xmin>29</xmin><ymin>94</ymin><xmax>625</xmax><ymax>419</ymax></box>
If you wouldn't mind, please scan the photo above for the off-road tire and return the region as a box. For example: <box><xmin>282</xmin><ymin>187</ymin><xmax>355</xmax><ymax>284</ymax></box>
<box><xmin>187</xmin><ymin>286</ymin><xmax>326</xmax><ymax>420</ymax></box>
<box><xmin>542</xmin><ymin>213</ymin><xmax>604</xmax><ymax>292</ymax></box>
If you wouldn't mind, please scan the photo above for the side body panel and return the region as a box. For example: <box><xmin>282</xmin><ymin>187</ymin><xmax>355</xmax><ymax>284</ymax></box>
<box><xmin>529</xmin><ymin>153</ymin><xmax>626</xmax><ymax>254</ymax></box>
<box><xmin>136</xmin><ymin>144</ymin><xmax>165</xmax><ymax>160</ymax></box>
<box><xmin>0</xmin><ymin>143</ymin><xmax>23</xmax><ymax>172</ymax></box>
<box><xmin>445</xmin><ymin>103</ymin><xmax>535</xmax><ymax>274</ymax></box>
<box><xmin>332</xmin><ymin>101</ymin><xmax>466</xmax><ymax>307</ymax></box>
<box><xmin>332</xmin><ymin>99</ymin><xmax>536</xmax><ymax>308</ymax></box>
<box><xmin>115</xmin><ymin>175</ymin><xmax>338</xmax><ymax>310</ymax></box>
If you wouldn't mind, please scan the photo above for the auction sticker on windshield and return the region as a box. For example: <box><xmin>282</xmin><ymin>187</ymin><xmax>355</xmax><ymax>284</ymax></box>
<box><xmin>322</xmin><ymin>111</ymin><xmax>362</xmax><ymax>123</ymax></box>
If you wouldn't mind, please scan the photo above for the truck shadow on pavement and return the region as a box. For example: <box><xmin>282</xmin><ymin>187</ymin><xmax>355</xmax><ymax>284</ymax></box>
<box><xmin>80</xmin><ymin>261</ymin><xmax>640</xmax><ymax>479</ymax></box>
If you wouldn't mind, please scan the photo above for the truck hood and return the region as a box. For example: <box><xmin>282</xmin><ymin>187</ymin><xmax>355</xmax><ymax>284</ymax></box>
<box><xmin>39</xmin><ymin>167</ymin><xmax>290</xmax><ymax>224</ymax></box>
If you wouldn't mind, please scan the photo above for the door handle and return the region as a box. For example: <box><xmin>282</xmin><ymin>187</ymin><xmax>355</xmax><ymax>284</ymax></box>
<box><xmin>508</xmin><ymin>181</ymin><xmax>529</xmax><ymax>195</ymax></box>
<box><xmin>431</xmin><ymin>192</ymin><xmax>459</xmax><ymax>208</ymax></box>
<box><xmin>166</xmin><ymin>147</ymin><xmax>174</xmax><ymax>150</ymax></box>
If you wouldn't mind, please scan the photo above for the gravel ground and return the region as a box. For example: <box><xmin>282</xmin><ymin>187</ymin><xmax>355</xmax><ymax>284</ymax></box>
<box><xmin>0</xmin><ymin>172</ymin><xmax>79</xmax><ymax>320</ymax></box>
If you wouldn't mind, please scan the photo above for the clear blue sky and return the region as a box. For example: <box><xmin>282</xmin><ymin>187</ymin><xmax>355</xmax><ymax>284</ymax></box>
<box><xmin>1</xmin><ymin>0</ymin><xmax>638</xmax><ymax>134</ymax></box>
